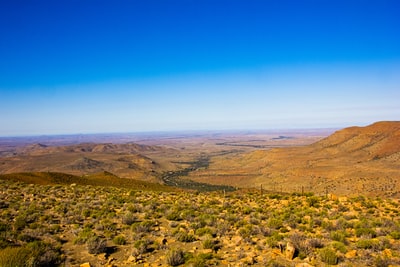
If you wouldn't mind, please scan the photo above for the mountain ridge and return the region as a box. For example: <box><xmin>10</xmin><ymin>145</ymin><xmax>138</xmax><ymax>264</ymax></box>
<box><xmin>189</xmin><ymin>121</ymin><xmax>400</xmax><ymax>197</ymax></box>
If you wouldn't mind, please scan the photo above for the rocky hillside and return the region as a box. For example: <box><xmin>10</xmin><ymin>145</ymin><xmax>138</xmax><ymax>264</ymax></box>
<box><xmin>189</xmin><ymin>121</ymin><xmax>400</xmax><ymax>197</ymax></box>
<box><xmin>312</xmin><ymin>121</ymin><xmax>400</xmax><ymax>161</ymax></box>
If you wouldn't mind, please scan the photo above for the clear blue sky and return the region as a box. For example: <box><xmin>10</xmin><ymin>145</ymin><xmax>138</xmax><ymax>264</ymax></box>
<box><xmin>1</xmin><ymin>0</ymin><xmax>399</xmax><ymax>136</ymax></box>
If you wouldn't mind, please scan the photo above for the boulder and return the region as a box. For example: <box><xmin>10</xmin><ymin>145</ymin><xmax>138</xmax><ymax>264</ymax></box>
<box><xmin>285</xmin><ymin>241</ymin><xmax>296</xmax><ymax>260</ymax></box>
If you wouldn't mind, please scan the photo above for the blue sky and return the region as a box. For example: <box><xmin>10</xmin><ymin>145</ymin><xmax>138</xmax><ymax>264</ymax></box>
<box><xmin>1</xmin><ymin>0</ymin><xmax>399</xmax><ymax>136</ymax></box>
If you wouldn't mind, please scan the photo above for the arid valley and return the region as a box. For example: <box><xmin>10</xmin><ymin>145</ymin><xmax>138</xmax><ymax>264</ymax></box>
<box><xmin>0</xmin><ymin>121</ymin><xmax>399</xmax><ymax>266</ymax></box>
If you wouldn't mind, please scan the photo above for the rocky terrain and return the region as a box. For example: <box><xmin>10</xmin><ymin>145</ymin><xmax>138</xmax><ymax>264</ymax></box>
<box><xmin>1</xmin><ymin>179</ymin><xmax>400</xmax><ymax>266</ymax></box>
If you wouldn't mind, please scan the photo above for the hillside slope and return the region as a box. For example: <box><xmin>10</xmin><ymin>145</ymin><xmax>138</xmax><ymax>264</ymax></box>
<box><xmin>189</xmin><ymin>121</ymin><xmax>400</xmax><ymax>197</ymax></box>
<box><xmin>0</xmin><ymin>142</ymin><xmax>179</xmax><ymax>181</ymax></box>
<box><xmin>0</xmin><ymin>171</ymin><xmax>177</xmax><ymax>191</ymax></box>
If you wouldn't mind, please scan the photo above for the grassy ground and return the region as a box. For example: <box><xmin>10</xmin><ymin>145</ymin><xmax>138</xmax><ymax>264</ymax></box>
<box><xmin>0</xmin><ymin>179</ymin><xmax>399</xmax><ymax>266</ymax></box>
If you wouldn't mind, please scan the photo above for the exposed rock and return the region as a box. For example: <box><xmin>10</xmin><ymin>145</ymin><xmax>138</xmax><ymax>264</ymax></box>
<box><xmin>97</xmin><ymin>253</ymin><xmax>107</xmax><ymax>261</ymax></box>
<box><xmin>345</xmin><ymin>250</ymin><xmax>357</xmax><ymax>258</ymax></box>
<box><xmin>126</xmin><ymin>255</ymin><xmax>137</xmax><ymax>263</ymax></box>
<box><xmin>285</xmin><ymin>241</ymin><xmax>296</xmax><ymax>260</ymax></box>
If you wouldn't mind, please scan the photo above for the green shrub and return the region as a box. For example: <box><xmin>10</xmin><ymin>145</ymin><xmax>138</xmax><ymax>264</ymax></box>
<box><xmin>166</xmin><ymin>210</ymin><xmax>182</xmax><ymax>221</ymax></box>
<box><xmin>113</xmin><ymin>235</ymin><xmax>127</xmax><ymax>245</ymax></box>
<box><xmin>175</xmin><ymin>231</ymin><xmax>196</xmax><ymax>243</ymax></box>
<box><xmin>26</xmin><ymin>241</ymin><xmax>62</xmax><ymax>266</ymax></box>
<box><xmin>134</xmin><ymin>239</ymin><xmax>154</xmax><ymax>254</ymax></box>
<box><xmin>356</xmin><ymin>238</ymin><xmax>379</xmax><ymax>250</ymax></box>
<box><xmin>203</xmin><ymin>238</ymin><xmax>215</xmax><ymax>250</ymax></box>
<box><xmin>0</xmin><ymin>241</ymin><xmax>62</xmax><ymax>267</ymax></box>
<box><xmin>375</xmin><ymin>256</ymin><xmax>391</xmax><ymax>267</ymax></box>
<box><xmin>390</xmin><ymin>231</ymin><xmax>400</xmax><ymax>239</ymax></box>
<box><xmin>132</xmin><ymin>220</ymin><xmax>155</xmax><ymax>233</ymax></box>
<box><xmin>122</xmin><ymin>212</ymin><xmax>137</xmax><ymax>225</ymax></box>
<box><xmin>307</xmin><ymin>196</ymin><xmax>320</xmax><ymax>207</ymax></box>
<box><xmin>330</xmin><ymin>230</ymin><xmax>347</xmax><ymax>243</ymax></box>
<box><xmin>266</xmin><ymin>232</ymin><xmax>284</xmax><ymax>248</ymax></box>
<box><xmin>166</xmin><ymin>249</ymin><xmax>185</xmax><ymax>266</ymax></box>
<box><xmin>195</xmin><ymin>227</ymin><xmax>215</xmax><ymax>237</ymax></box>
<box><xmin>319</xmin><ymin>247</ymin><xmax>338</xmax><ymax>265</ymax></box>
<box><xmin>87</xmin><ymin>236</ymin><xmax>107</xmax><ymax>254</ymax></box>
<box><xmin>355</xmin><ymin>228</ymin><xmax>377</xmax><ymax>238</ymax></box>
<box><xmin>74</xmin><ymin>228</ymin><xmax>94</xmax><ymax>244</ymax></box>
<box><xmin>267</xmin><ymin>218</ymin><xmax>283</xmax><ymax>229</ymax></box>
<box><xmin>0</xmin><ymin>246</ymin><xmax>30</xmax><ymax>267</ymax></box>
<box><xmin>331</xmin><ymin>241</ymin><xmax>347</xmax><ymax>253</ymax></box>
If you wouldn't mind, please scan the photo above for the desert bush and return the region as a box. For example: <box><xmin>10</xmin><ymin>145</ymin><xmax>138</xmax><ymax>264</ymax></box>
<box><xmin>215</xmin><ymin>221</ymin><xmax>230</xmax><ymax>236</ymax></box>
<box><xmin>122</xmin><ymin>212</ymin><xmax>137</xmax><ymax>225</ymax></box>
<box><xmin>166</xmin><ymin>248</ymin><xmax>185</xmax><ymax>266</ymax></box>
<box><xmin>330</xmin><ymin>230</ymin><xmax>347</xmax><ymax>243</ymax></box>
<box><xmin>267</xmin><ymin>218</ymin><xmax>283</xmax><ymax>229</ymax></box>
<box><xmin>0</xmin><ymin>241</ymin><xmax>62</xmax><ymax>267</ymax></box>
<box><xmin>195</xmin><ymin>227</ymin><xmax>215</xmax><ymax>237</ymax></box>
<box><xmin>127</xmin><ymin>203</ymin><xmax>142</xmax><ymax>213</ymax></box>
<box><xmin>14</xmin><ymin>214</ymin><xmax>28</xmax><ymax>231</ymax></box>
<box><xmin>307</xmin><ymin>196</ymin><xmax>320</xmax><ymax>207</ymax></box>
<box><xmin>134</xmin><ymin>240</ymin><xmax>148</xmax><ymax>254</ymax></box>
<box><xmin>87</xmin><ymin>236</ymin><xmax>107</xmax><ymax>254</ymax></box>
<box><xmin>190</xmin><ymin>253</ymin><xmax>213</xmax><ymax>267</ymax></box>
<box><xmin>74</xmin><ymin>227</ymin><xmax>94</xmax><ymax>244</ymax></box>
<box><xmin>113</xmin><ymin>235</ymin><xmax>127</xmax><ymax>245</ymax></box>
<box><xmin>175</xmin><ymin>231</ymin><xmax>196</xmax><ymax>243</ymax></box>
<box><xmin>132</xmin><ymin>220</ymin><xmax>155</xmax><ymax>233</ymax></box>
<box><xmin>25</xmin><ymin>240</ymin><xmax>62</xmax><ymax>266</ymax></box>
<box><xmin>356</xmin><ymin>238</ymin><xmax>379</xmax><ymax>250</ymax></box>
<box><xmin>238</xmin><ymin>225</ymin><xmax>253</xmax><ymax>238</ymax></box>
<box><xmin>319</xmin><ymin>247</ymin><xmax>338</xmax><ymax>265</ymax></box>
<box><xmin>390</xmin><ymin>231</ymin><xmax>400</xmax><ymax>239</ymax></box>
<box><xmin>0</xmin><ymin>246</ymin><xmax>30</xmax><ymax>267</ymax></box>
<box><xmin>265</xmin><ymin>232</ymin><xmax>284</xmax><ymax>248</ymax></box>
<box><xmin>375</xmin><ymin>256</ymin><xmax>391</xmax><ymax>267</ymax></box>
<box><xmin>355</xmin><ymin>228</ymin><xmax>377</xmax><ymax>238</ymax></box>
<box><xmin>331</xmin><ymin>241</ymin><xmax>347</xmax><ymax>253</ymax></box>
<box><xmin>166</xmin><ymin>210</ymin><xmax>182</xmax><ymax>221</ymax></box>
<box><xmin>321</xmin><ymin>220</ymin><xmax>336</xmax><ymax>231</ymax></box>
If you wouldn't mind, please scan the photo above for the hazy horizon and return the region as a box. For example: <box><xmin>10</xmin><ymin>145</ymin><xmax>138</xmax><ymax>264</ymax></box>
<box><xmin>1</xmin><ymin>1</ymin><xmax>399</xmax><ymax>136</ymax></box>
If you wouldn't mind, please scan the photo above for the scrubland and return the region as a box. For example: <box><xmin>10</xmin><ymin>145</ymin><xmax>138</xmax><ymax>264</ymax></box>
<box><xmin>1</xmin><ymin>179</ymin><xmax>400</xmax><ymax>267</ymax></box>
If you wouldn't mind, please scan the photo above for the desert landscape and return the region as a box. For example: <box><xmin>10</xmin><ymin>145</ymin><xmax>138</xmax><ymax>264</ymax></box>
<box><xmin>0</xmin><ymin>121</ymin><xmax>399</xmax><ymax>266</ymax></box>
<box><xmin>2</xmin><ymin>0</ymin><xmax>399</xmax><ymax>266</ymax></box>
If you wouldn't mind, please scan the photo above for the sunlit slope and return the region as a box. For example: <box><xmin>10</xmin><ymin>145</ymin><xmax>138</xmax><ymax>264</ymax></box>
<box><xmin>0</xmin><ymin>171</ymin><xmax>177</xmax><ymax>191</ymax></box>
<box><xmin>0</xmin><ymin>142</ymin><xmax>179</xmax><ymax>181</ymax></box>
<box><xmin>189</xmin><ymin>121</ymin><xmax>400</xmax><ymax>197</ymax></box>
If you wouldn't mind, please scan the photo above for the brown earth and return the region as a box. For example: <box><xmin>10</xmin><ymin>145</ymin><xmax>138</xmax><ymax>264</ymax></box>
<box><xmin>189</xmin><ymin>121</ymin><xmax>400</xmax><ymax>197</ymax></box>
<box><xmin>0</xmin><ymin>142</ymin><xmax>180</xmax><ymax>181</ymax></box>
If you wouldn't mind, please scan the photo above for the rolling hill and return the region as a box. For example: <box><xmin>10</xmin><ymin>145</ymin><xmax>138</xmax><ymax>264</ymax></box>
<box><xmin>189</xmin><ymin>121</ymin><xmax>400</xmax><ymax>197</ymax></box>
<box><xmin>0</xmin><ymin>171</ymin><xmax>177</xmax><ymax>191</ymax></box>
<box><xmin>0</xmin><ymin>142</ymin><xmax>177</xmax><ymax>181</ymax></box>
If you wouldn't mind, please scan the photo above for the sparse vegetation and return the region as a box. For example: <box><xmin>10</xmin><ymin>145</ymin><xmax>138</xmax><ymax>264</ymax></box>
<box><xmin>0</xmin><ymin>178</ymin><xmax>400</xmax><ymax>266</ymax></box>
